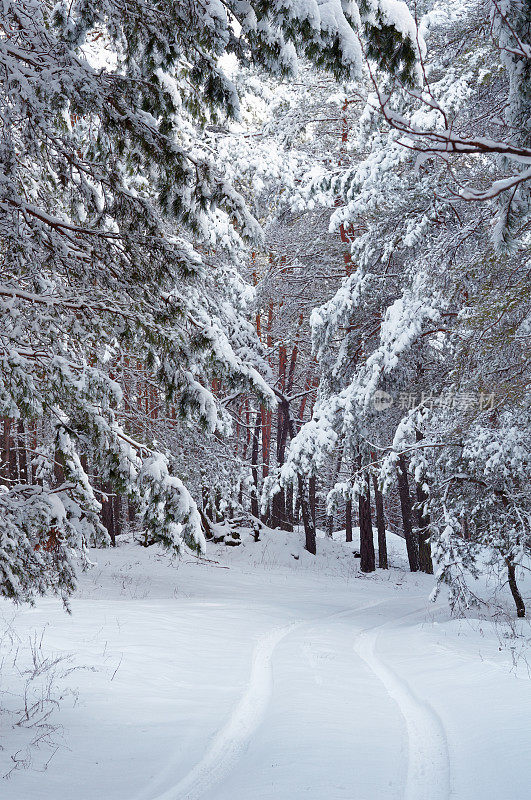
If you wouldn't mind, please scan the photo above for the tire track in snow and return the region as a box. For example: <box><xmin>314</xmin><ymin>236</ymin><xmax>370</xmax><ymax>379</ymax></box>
<box><xmin>353</xmin><ymin>618</ymin><xmax>451</xmax><ymax>800</ymax></box>
<box><xmin>146</xmin><ymin>623</ymin><xmax>295</xmax><ymax>800</ymax></box>
<box><xmin>139</xmin><ymin>599</ymin><xmax>388</xmax><ymax>800</ymax></box>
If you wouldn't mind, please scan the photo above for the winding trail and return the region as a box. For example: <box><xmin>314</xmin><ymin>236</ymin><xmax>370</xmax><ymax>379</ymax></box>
<box><xmin>353</xmin><ymin>616</ymin><xmax>451</xmax><ymax>800</ymax></box>
<box><xmin>141</xmin><ymin>598</ymin><xmax>451</xmax><ymax>800</ymax></box>
<box><xmin>3</xmin><ymin>539</ymin><xmax>528</xmax><ymax>800</ymax></box>
<box><xmin>148</xmin><ymin>624</ymin><xmax>295</xmax><ymax>800</ymax></box>
<box><xmin>140</xmin><ymin>599</ymin><xmax>385</xmax><ymax>800</ymax></box>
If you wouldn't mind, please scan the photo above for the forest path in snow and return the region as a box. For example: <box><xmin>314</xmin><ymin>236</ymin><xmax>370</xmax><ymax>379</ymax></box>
<box><xmin>139</xmin><ymin>598</ymin><xmax>389</xmax><ymax>800</ymax></box>
<box><xmin>353</xmin><ymin>612</ymin><xmax>451</xmax><ymax>800</ymax></box>
<box><xmin>140</xmin><ymin>596</ymin><xmax>448</xmax><ymax>800</ymax></box>
<box><xmin>142</xmin><ymin>623</ymin><xmax>294</xmax><ymax>800</ymax></box>
<box><xmin>2</xmin><ymin>535</ymin><xmax>528</xmax><ymax>800</ymax></box>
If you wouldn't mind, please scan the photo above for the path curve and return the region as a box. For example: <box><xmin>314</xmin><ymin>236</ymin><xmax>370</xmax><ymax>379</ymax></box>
<box><xmin>353</xmin><ymin>619</ymin><xmax>451</xmax><ymax>800</ymax></box>
<box><xmin>148</xmin><ymin>623</ymin><xmax>295</xmax><ymax>800</ymax></box>
<box><xmin>138</xmin><ymin>600</ymin><xmax>386</xmax><ymax>800</ymax></box>
<box><xmin>140</xmin><ymin>599</ymin><xmax>449</xmax><ymax>800</ymax></box>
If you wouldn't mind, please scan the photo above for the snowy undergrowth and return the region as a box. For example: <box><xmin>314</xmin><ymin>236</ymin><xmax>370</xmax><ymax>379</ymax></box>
<box><xmin>200</xmin><ymin>521</ymin><xmax>411</xmax><ymax>576</ymax></box>
<box><xmin>0</xmin><ymin>622</ymin><xmax>79</xmax><ymax>778</ymax></box>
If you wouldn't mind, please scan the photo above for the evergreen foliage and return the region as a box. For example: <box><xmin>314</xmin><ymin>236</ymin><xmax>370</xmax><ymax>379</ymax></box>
<box><xmin>283</xmin><ymin>0</ymin><xmax>530</xmax><ymax>614</ymax></box>
<box><xmin>0</xmin><ymin>0</ymin><xmax>422</xmax><ymax>601</ymax></box>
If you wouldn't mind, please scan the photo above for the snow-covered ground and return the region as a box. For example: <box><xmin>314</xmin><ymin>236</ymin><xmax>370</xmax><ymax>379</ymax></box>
<box><xmin>1</xmin><ymin>528</ymin><xmax>529</xmax><ymax>799</ymax></box>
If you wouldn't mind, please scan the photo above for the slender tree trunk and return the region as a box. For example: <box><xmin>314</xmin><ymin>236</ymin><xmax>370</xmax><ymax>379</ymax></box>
<box><xmin>199</xmin><ymin>509</ymin><xmax>214</xmax><ymax>540</ymax></box>
<box><xmin>506</xmin><ymin>559</ymin><xmax>525</xmax><ymax>618</ymax></box>
<box><xmin>214</xmin><ymin>489</ymin><xmax>223</xmax><ymax>522</ymax></box>
<box><xmin>325</xmin><ymin>511</ymin><xmax>334</xmax><ymax>539</ymax></box>
<box><xmin>8</xmin><ymin>420</ymin><xmax>18</xmax><ymax>483</ymax></box>
<box><xmin>372</xmin><ymin>473</ymin><xmax>388</xmax><ymax>569</ymax></box>
<box><xmin>279</xmin><ymin>329</ymin><xmax>301</xmax><ymax>538</ymax></box>
<box><xmin>297</xmin><ymin>473</ymin><xmax>317</xmax><ymax>555</ymax></box>
<box><xmin>16</xmin><ymin>421</ymin><xmax>28</xmax><ymax>483</ymax></box>
<box><xmin>1</xmin><ymin>418</ymin><xmax>10</xmax><ymax>486</ymax></box>
<box><xmin>414</xmin><ymin>431</ymin><xmax>433</xmax><ymax>573</ymax></box>
<box><xmin>271</xmin><ymin>487</ymin><xmax>286</xmax><ymax>529</ymax></box>
<box><xmin>415</xmin><ymin>481</ymin><xmax>434</xmax><ymax>573</ymax></box>
<box><xmin>53</xmin><ymin>445</ymin><xmax>64</xmax><ymax>486</ymax></box>
<box><xmin>250</xmin><ymin>411</ymin><xmax>261</xmax><ymax>519</ymax></box>
<box><xmin>326</xmin><ymin>447</ymin><xmax>343</xmax><ymax>538</ymax></box>
<box><xmin>271</xmin><ymin>403</ymin><xmax>289</xmax><ymax>528</ymax></box>
<box><xmin>284</xmin><ymin>400</ymin><xmax>316</xmax><ymax>554</ymax></box>
<box><xmin>261</xmin><ymin>405</ymin><xmax>271</xmax><ymax>479</ymax></box>
<box><xmin>359</xmin><ymin>471</ymin><xmax>375</xmax><ymax>573</ymax></box>
<box><xmin>309</xmin><ymin>475</ymin><xmax>316</xmax><ymax>526</ymax></box>
<box><xmin>101</xmin><ymin>486</ymin><xmax>116</xmax><ymax>546</ymax></box>
<box><xmin>128</xmin><ymin>498</ymin><xmax>136</xmax><ymax>526</ymax></box>
<box><xmin>345</xmin><ymin>498</ymin><xmax>353</xmax><ymax>542</ymax></box>
<box><xmin>396</xmin><ymin>454</ymin><xmax>419</xmax><ymax>572</ymax></box>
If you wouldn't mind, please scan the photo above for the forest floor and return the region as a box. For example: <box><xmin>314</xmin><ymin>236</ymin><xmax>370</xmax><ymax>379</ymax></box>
<box><xmin>1</xmin><ymin>526</ymin><xmax>529</xmax><ymax>800</ymax></box>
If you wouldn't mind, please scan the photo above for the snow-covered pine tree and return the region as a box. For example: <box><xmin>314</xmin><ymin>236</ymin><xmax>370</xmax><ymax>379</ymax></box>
<box><xmin>0</xmin><ymin>0</ymin><xmax>425</xmax><ymax>601</ymax></box>
<box><xmin>0</xmin><ymin>0</ymin><xmax>277</xmax><ymax>602</ymax></box>
<box><xmin>283</xmin><ymin>0</ymin><xmax>530</xmax><ymax>611</ymax></box>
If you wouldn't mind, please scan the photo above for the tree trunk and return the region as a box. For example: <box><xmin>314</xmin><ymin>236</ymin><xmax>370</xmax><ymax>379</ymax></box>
<box><xmin>8</xmin><ymin>420</ymin><xmax>19</xmax><ymax>483</ymax></box>
<box><xmin>326</xmin><ymin>448</ymin><xmax>343</xmax><ymax>538</ymax></box>
<box><xmin>271</xmin><ymin>403</ymin><xmax>289</xmax><ymax>529</ymax></box>
<box><xmin>309</xmin><ymin>475</ymin><xmax>316</xmax><ymax>526</ymax></box>
<box><xmin>396</xmin><ymin>455</ymin><xmax>419</xmax><ymax>572</ymax></box>
<box><xmin>16</xmin><ymin>420</ymin><xmax>28</xmax><ymax>484</ymax></box>
<box><xmin>261</xmin><ymin>405</ymin><xmax>271</xmax><ymax>479</ymax></box>
<box><xmin>1</xmin><ymin>418</ymin><xmax>10</xmax><ymax>486</ymax></box>
<box><xmin>372</xmin><ymin>473</ymin><xmax>388</xmax><ymax>569</ymax></box>
<box><xmin>283</xmin><ymin>399</ymin><xmax>316</xmax><ymax>554</ymax></box>
<box><xmin>345</xmin><ymin>498</ymin><xmax>353</xmax><ymax>542</ymax></box>
<box><xmin>414</xmin><ymin>431</ymin><xmax>433</xmax><ymax>573</ymax></box>
<box><xmin>250</xmin><ymin>411</ymin><xmax>261</xmax><ymax>519</ymax></box>
<box><xmin>359</xmin><ymin>472</ymin><xmax>375</xmax><ymax>573</ymax></box>
<box><xmin>214</xmin><ymin>488</ymin><xmax>224</xmax><ymax>522</ymax></box>
<box><xmin>271</xmin><ymin>487</ymin><xmax>285</xmax><ymax>529</ymax></box>
<box><xmin>325</xmin><ymin>511</ymin><xmax>334</xmax><ymax>539</ymax></box>
<box><xmin>101</xmin><ymin>486</ymin><xmax>116</xmax><ymax>546</ymax></box>
<box><xmin>415</xmin><ymin>481</ymin><xmax>433</xmax><ymax>574</ymax></box>
<box><xmin>297</xmin><ymin>473</ymin><xmax>317</xmax><ymax>555</ymax></box>
<box><xmin>507</xmin><ymin>559</ymin><xmax>525</xmax><ymax>618</ymax></box>
<box><xmin>199</xmin><ymin>509</ymin><xmax>214</xmax><ymax>540</ymax></box>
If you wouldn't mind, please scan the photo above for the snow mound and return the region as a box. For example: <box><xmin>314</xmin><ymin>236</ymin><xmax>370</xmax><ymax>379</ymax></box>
<box><xmin>205</xmin><ymin>522</ymin><xmax>410</xmax><ymax>578</ymax></box>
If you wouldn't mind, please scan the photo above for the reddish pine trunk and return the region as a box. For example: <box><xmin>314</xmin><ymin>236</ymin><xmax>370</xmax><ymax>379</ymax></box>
<box><xmin>250</xmin><ymin>411</ymin><xmax>261</xmax><ymax>519</ymax></box>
